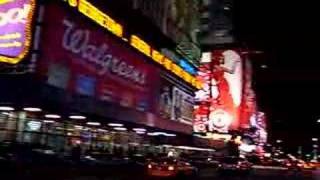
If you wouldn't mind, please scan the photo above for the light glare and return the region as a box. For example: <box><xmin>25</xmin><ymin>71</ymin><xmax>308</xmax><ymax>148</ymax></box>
<box><xmin>108</xmin><ymin>123</ymin><xmax>123</xmax><ymax>127</ymax></box>
<box><xmin>133</xmin><ymin>128</ymin><xmax>147</xmax><ymax>132</ymax></box>
<box><xmin>69</xmin><ymin>115</ymin><xmax>86</xmax><ymax>120</ymax></box>
<box><xmin>86</xmin><ymin>122</ymin><xmax>101</xmax><ymax>126</ymax></box>
<box><xmin>0</xmin><ymin>106</ymin><xmax>14</xmax><ymax>111</ymax></box>
<box><xmin>45</xmin><ymin>114</ymin><xmax>61</xmax><ymax>119</ymax></box>
<box><xmin>23</xmin><ymin>107</ymin><xmax>42</xmax><ymax>112</ymax></box>
<box><xmin>114</xmin><ymin>127</ymin><xmax>127</xmax><ymax>131</ymax></box>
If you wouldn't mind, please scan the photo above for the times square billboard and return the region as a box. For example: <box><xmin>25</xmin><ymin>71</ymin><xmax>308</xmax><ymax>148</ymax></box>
<box><xmin>193</xmin><ymin>49</ymin><xmax>267</xmax><ymax>144</ymax></box>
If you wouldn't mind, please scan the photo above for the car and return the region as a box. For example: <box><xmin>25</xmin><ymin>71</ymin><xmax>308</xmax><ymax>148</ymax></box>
<box><xmin>218</xmin><ymin>157</ymin><xmax>252</xmax><ymax>175</ymax></box>
<box><xmin>285</xmin><ymin>160</ymin><xmax>304</xmax><ymax>172</ymax></box>
<box><xmin>297</xmin><ymin>160</ymin><xmax>317</xmax><ymax>170</ymax></box>
<box><xmin>146</xmin><ymin>157</ymin><xmax>198</xmax><ymax>178</ymax></box>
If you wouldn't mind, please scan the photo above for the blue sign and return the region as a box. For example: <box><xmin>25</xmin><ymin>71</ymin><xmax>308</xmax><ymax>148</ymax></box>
<box><xmin>76</xmin><ymin>74</ymin><xmax>96</xmax><ymax>96</ymax></box>
<box><xmin>179</xmin><ymin>59</ymin><xmax>196</xmax><ymax>75</ymax></box>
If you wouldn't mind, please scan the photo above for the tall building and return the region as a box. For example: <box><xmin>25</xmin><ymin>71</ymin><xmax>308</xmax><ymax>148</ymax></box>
<box><xmin>199</xmin><ymin>0</ymin><xmax>234</xmax><ymax>46</ymax></box>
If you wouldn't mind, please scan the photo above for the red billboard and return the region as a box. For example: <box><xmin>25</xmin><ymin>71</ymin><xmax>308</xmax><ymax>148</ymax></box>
<box><xmin>209</xmin><ymin>49</ymin><xmax>243</xmax><ymax>132</ymax></box>
<box><xmin>194</xmin><ymin>49</ymin><xmax>253</xmax><ymax>133</ymax></box>
<box><xmin>37</xmin><ymin>3</ymin><xmax>160</xmax><ymax>112</ymax></box>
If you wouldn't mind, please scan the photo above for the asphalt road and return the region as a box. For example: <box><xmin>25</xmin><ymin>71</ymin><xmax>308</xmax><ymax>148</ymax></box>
<box><xmin>68</xmin><ymin>167</ymin><xmax>318</xmax><ymax>180</ymax></box>
<box><xmin>1</xmin><ymin>161</ymin><xmax>318</xmax><ymax>180</ymax></box>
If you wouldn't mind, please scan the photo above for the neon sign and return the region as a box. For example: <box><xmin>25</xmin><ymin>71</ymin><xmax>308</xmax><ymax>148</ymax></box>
<box><xmin>0</xmin><ymin>0</ymin><xmax>35</xmax><ymax>64</ymax></box>
<box><xmin>62</xmin><ymin>0</ymin><xmax>123</xmax><ymax>38</ymax></box>
<box><xmin>62</xmin><ymin>19</ymin><xmax>146</xmax><ymax>85</ymax></box>
<box><xmin>62</xmin><ymin>0</ymin><xmax>202</xmax><ymax>89</ymax></box>
<box><xmin>130</xmin><ymin>34</ymin><xmax>202</xmax><ymax>89</ymax></box>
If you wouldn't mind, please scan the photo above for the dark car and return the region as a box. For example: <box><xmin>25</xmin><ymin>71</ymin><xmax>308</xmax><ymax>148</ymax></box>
<box><xmin>0</xmin><ymin>142</ymin><xmax>74</xmax><ymax>179</ymax></box>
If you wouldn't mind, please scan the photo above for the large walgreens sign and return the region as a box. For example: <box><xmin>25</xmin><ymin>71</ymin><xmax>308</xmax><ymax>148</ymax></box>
<box><xmin>0</xmin><ymin>0</ymin><xmax>36</xmax><ymax>64</ymax></box>
<box><xmin>38</xmin><ymin>4</ymin><xmax>160</xmax><ymax>112</ymax></box>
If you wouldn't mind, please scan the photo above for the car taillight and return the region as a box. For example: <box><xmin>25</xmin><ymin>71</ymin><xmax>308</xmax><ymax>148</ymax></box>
<box><xmin>148</xmin><ymin>164</ymin><xmax>152</xmax><ymax>169</ymax></box>
<box><xmin>168</xmin><ymin>166</ymin><xmax>175</xmax><ymax>171</ymax></box>
<box><xmin>286</xmin><ymin>163</ymin><xmax>291</xmax><ymax>166</ymax></box>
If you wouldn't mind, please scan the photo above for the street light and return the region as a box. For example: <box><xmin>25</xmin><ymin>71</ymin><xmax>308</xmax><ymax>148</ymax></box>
<box><xmin>317</xmin><ymin>119</ymin><xmax>320</xmax><ymax>123</ymax></box>
<box><xmin>276</xmin><ymin>140</ymin><xmax>282</xmax><ymax>143</ymax></box>
<box><xmin>261</xmin><ymin>64</ymin><xmax>268</xmax><ymax>69</ymax></box>
<box><xmin>312</xmin><ymin>138</ymin><xmax>318</xmax><ymax>142</ymax></box>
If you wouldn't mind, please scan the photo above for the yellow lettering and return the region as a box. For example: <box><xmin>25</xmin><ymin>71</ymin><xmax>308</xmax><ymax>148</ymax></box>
<box><xmin>191</xmin><ymin>77</ymin><xmax>197</xmax><ymax>87</ymax></box>
<box><xmin>163</xmin><ymin>58</ymin><xmax>172</xmax><ymax>70</ymax></box>
<box><xmin>171</xmin><ymin>64</ymin><xmax>182</xmax><ymax>78</ymax></box>
<box><xmin>196</xmin><ymin>81</ymin><xmax>203</xmax><ymax>89</ymax></box>
<box><xmin>0</xmin><ymin>33</ymin><xmax>21</xmax><ymax>40</ymax></box>
<box><xmin>0</xmin><ymin>0</ymin><xmax>14</xmax><ymax>5</ymax></box>
<box><xmin>0</xmin><ymin>41</ymin><xmax>22</xmax><ymax>48</ymax></box>
<box><xmin>184</xmin><ymin>72</ymin><xmax>192</xmax><ymax>83</ymax></box>
<box><xmin>151</xmin><ymin>50</ymin><xmax>164</xmax><ymax>64</ymax></box>
<box><xmin>130</xmin><ymin>35</ymin><xmax>151</xmax><ymax>57</ymax></box>
<box><xmin>68</xmin><ymin>0</ymin><xmax>78</xmax><ymax>7</ymax></box>
<box><xmin>77</xmin><ymin>0</ymin><xmax>123</xmax><ymax>37</ymax></box>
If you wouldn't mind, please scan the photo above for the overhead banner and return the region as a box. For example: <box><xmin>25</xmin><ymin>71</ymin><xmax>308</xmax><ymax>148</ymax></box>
<box><xmin>0</xmin><ymin>0</ymin><xmax>36</xmax><ymax>64</ymax></box>
<box><xmin>37</xmin><ymin>3</ymin><xmax>160</xmax><ymax>112</ymax></box>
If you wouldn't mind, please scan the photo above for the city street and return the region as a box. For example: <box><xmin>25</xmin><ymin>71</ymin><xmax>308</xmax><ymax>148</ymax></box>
<box><xmin>67</xmin><ymin>167</ymin><xmax>317</xmax><ymax>180</ymax></box>
<box><xmin>1</xmin><ymin>0</ymin><xmax>319</xmax><ymax>180</ymax></box>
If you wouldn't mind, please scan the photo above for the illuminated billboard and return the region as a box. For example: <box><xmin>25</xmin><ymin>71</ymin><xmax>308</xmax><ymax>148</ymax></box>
<box><xmin>159</xmin><ymin>78</ymin><xmax>194</xmax><ymax>125</ymax></box>
<box><xmin>194</xmin><ymin>49</ymin><xmax>245</xmax><ymax>133</ymax></box>
<box><xmin>209</xmin><ymin>49</ymin><xmax>243</xmax><ymax>133</ymax></box>
<box><xmin>0</xmin><ymin>0</ymin><xmax>36</xmax><ymax>64</ymax></box>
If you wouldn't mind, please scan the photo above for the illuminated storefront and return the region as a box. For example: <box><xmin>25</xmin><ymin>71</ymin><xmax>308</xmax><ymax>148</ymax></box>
<box><xmin>0</xmin><ymin>0</ymin><xmax>206</xmax><ymax>155</ymax></box>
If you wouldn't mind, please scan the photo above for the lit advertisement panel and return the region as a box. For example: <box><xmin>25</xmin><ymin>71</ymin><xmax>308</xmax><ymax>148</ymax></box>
<box><xmin>208</xmin><ymin>50</ymin><xmax>243</xmax><ymax>133</ymax></box>
<box><xmin>193</xmin><ymin>63</ymin><xmax>211</xmax><ymax>133</ymax></box>
<box><xmin>249</xmin><ymin>112</ymin><xmax>267</xmax><ymax>145</ymax></box>
<box><xmin>240</xmin><ymin>59</ymin><xmax>257</xmax><ymax>129</ymax></box>
<box><xmin>159</xmin><ymin>77</ymin><xmax>194</xmax><ymax>125</ymax></box>
<box><xmin>0</xmin><ymin>0</ymin><xmax>36</xmax><ymax>64</ymax></box>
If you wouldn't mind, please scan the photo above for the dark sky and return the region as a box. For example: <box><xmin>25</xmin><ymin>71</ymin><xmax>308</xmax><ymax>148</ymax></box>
<box><xmin>234</xmin><ymin>0</ymin><xmax>320</xmax><ymax>152</ymax></box>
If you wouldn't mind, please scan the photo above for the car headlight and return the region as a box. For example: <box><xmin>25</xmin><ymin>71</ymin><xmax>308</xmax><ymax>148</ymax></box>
<box><xmin>148</xmin><ymin>164</ymin><xmax>152</xmax><ymax>169</ymax></box>
<box><xmin>168</xmin><ymin>166</ymin><xmax>175</xmax><ymax>171</ymax></box>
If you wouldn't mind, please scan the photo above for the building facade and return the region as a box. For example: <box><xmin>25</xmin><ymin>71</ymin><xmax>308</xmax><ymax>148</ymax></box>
<box><xmin>0</xmin><ymin>0</ymin><xmax>208</xmax><ymax>157</ymax></box>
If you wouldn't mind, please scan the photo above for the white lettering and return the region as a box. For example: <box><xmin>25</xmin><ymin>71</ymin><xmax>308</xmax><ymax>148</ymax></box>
<box><xmin>0</xmin><ymin>4</ymin><xmax>31</xmax><ymax>27</ymax></box>
<box><xmin>62</xmin><ymin>19</ymin><xmax>146</xmax><ymax>85</ymax></box>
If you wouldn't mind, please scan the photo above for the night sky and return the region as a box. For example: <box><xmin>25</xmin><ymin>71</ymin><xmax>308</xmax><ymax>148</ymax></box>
<box><xmin>234</xmin><ymin>0</ymin><xmax>320</xmax><ymax>153</ymax></box>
